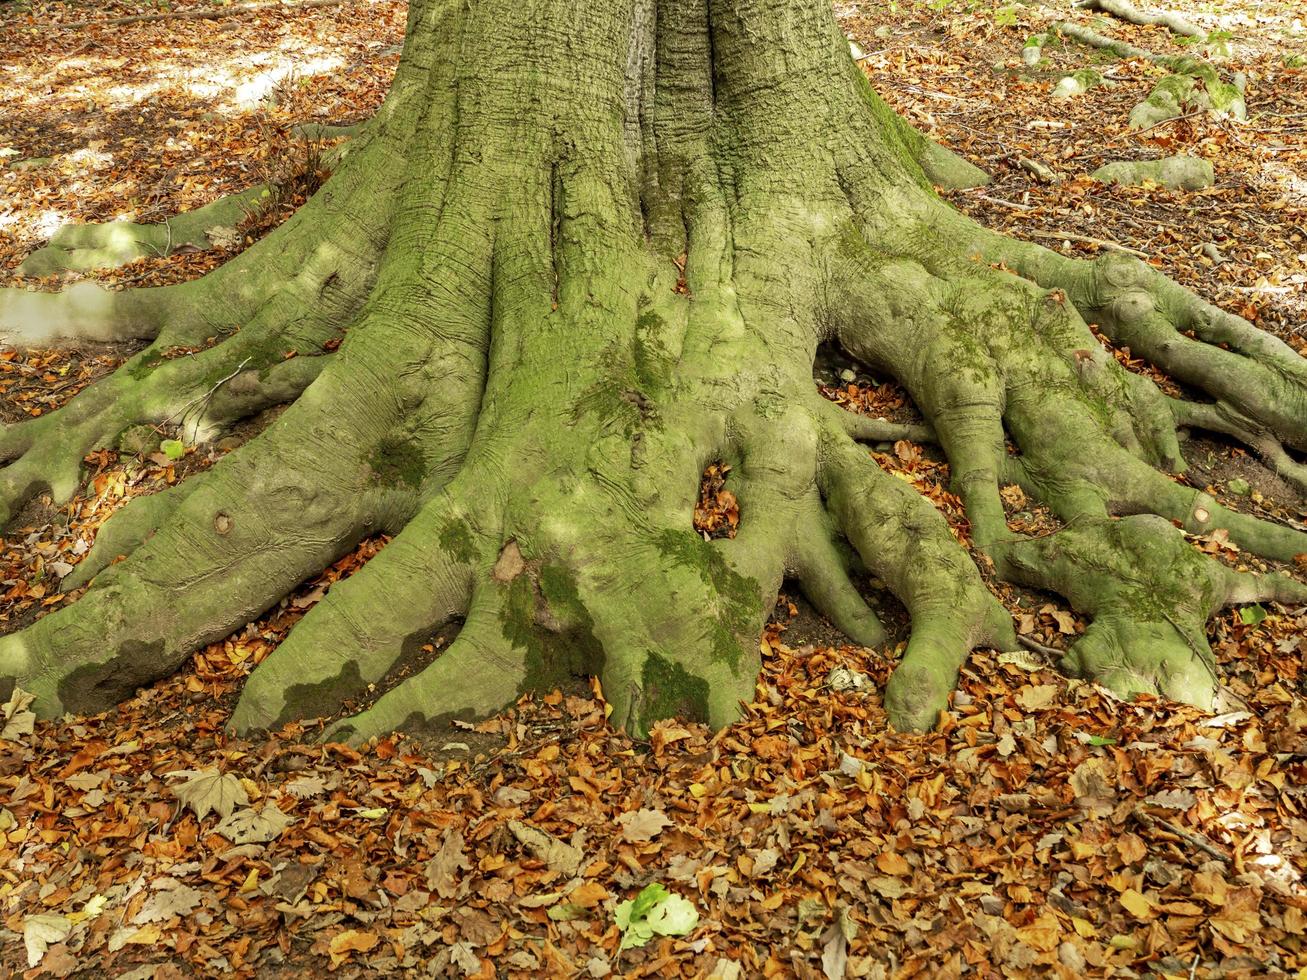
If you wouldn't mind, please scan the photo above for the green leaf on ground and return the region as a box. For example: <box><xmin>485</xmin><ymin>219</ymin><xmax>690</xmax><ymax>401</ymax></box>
<box><xmin>1238</xmin><ymin>604</ymin><xmax>1267</xmax><ymax>626</ymax></box>
<box><xmin>615</xmin><ymin>883</ymin><xmax>699</xmax><ymax>950</ymax></box>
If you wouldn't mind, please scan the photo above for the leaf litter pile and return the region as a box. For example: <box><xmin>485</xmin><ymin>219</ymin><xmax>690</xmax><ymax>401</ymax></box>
<box><xmin>2</xmin><ymin>0</ymin><xmax>1307</xmax><ymax>976</ymax></box>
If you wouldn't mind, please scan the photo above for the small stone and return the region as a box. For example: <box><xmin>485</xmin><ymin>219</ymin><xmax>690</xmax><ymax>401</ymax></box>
<box><xmin>1053</xmin><ymin>69</ymin><xmax>1102</xmax><ymax>100</ymax></box>
<box><xmin>839</xmin><ymin>368</ymin><xmax>857</xmax><ymax>382</ymax></box>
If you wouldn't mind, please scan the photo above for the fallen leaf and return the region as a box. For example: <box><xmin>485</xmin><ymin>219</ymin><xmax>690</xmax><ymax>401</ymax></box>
<box><xmin>24</xmin><ymin>914</ymin><xmax>72</xmax><ymax>968</ymax></box>
<box><xmin>1016</xmin><ymin>684</ymin><xmax>1059</xmax><ymax>711</ymax></box>
<box><xmin>328</xmin><ymin>929</ymin><xmax>379</xmax><ymax>967</ymax></box>
<box><xmin>212</xmin><ymin>803</ymin><xmax>294</xmax><ymax>844</ymax></box>
<box><xmin>167</xmin><ymin>768</ymin><xmax>249</xmax><ymax>821</ymax></box>
<box><xmin>425</xmin><ymin>827</ymin><xmax>472</xmax><ymax>898</ymax></box>
<box><xmin>618</xmin><ymin>807</ymin><xmax>672</xmax><ymax>842</ymax></box>
<box><xmin>1120</xmin><ymin>888</ymin><xmax>1154</xmax><ymax>919</ymax></box>
<box><xmin>132</xmin><ymin>881</ymin><xmax>204</xmax><ymax>924</ymax></box>
<box><xmin>508</xmin><ymin>820</ymin><xmax>584</xmax><ymax>875</ymax></box>
<box><xmin>876</xmin><ymin>851</ymin><xmax>911</xmax><ymax>876</ymax></box>
<box><xmin>2</xmin><ymin>686</ymin><xmax>36</xmax><ymax>742</ymax></box>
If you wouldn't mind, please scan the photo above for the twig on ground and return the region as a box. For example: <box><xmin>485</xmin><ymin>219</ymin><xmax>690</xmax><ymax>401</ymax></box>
<box><xmin>1022</xmin><ymin>228</ymin><xmax>1149</xmax><ymax>258</ymax></box>
<box><xmin>971</xmin><ymin>193</ymin><xmax>1035</xmax><ymax>211</ymax></box>
<box><xmin>1016</xmin><ymin>634</ymin><xmax>1062</xmax><ymax>658</ymax></box>
<box><xmin>159</xmin><ymin>356</ymin><xmax>252</xmax><ymax>441</ymax></box>
<box><xmin>1130</xmin><ymin>809</ymin><xmax>1230</xmax><ymax>862</ymax></box>
<box><xmin>1115</xmin><ymin>110</ymin><xmax>1207</xmax><ymax>142</ymax></box>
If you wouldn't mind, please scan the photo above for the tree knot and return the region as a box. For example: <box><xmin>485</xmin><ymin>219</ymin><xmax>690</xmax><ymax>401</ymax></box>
<box><xmin>1110</xmin><ymin>290</ymin><xmax>1156</xmax><ymax>326</ymax></box>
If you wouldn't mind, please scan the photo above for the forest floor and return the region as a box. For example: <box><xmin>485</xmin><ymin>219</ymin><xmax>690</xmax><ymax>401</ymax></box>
<box><xmin>1</xmin><ymin>0</ymin><xmax>1306</xmax><ymax>976</ymax></box>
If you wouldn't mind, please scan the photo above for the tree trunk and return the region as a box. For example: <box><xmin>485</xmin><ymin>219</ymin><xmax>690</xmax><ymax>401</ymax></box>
<box><xmin>2</xmin><ymin>0</ymin><xmax>1305</xmax><ymax>742</ymax></box>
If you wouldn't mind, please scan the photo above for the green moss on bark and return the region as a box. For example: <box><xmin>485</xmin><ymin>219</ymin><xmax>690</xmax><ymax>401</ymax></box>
<box><xmin>637</xmin><ymin>651</ymin><xmax>711</xmax><ymax>730</ymax></box>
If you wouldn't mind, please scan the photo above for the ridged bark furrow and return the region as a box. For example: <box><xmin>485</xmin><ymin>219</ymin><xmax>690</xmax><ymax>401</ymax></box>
<box><xmin>1</xmin><ymin>0</ymin><xmax>1304</xmax><ymax>740</ymax></box>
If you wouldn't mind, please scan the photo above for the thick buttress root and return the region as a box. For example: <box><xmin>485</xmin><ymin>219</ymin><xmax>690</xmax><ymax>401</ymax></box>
<box><xmin>4</xmin><ymin>0</ymin><xmax>1305</xmax><ymax>740</ymax></box>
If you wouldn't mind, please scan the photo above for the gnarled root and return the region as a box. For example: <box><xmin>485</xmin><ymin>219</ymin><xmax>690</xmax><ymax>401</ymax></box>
<box><xmin>1000</xmin><ymin>515</ymin><xmax>1304</xmax><ymax>706</ymax></box>
<box><xmin>822</xmin><ymin>428</ymin><xmax>1015</xmax><ymax>731</ymax></box>
<box><xmin>829</xmin><ymin>217</ymin><xmax>1306</xmax><ymax>723</ymax></box>
<box><xmin>0</xmin><ymin>366</ymin><xmax>420</xmax><ymax>715</ymax></box>
<box><xmin>16</xmin><ymin>185</ymin><xmax>272</xmax><ymax>278</ymax></box>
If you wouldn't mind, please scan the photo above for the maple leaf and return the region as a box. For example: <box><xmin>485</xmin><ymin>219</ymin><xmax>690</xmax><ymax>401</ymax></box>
<box><xmin>132</xmin><ymin>881</ymin><xmax>204</xmax><ymax>924</ymax></box>
<box><xmin>213</xmin><ymin>803</ymin><xmax>295</xmax><ymax>844</ymax></box>
<box><xmin>166</xmin><ymin>768</ymin><xmax>249</xmax><ymax>820</ymax></box>
<box><xmin>283</xmin><ymin>774</ymin><xmax>327</xmax><ymax>798</ymax></box>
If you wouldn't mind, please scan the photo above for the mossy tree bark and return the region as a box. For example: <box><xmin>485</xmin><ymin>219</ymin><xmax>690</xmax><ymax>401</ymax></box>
<box><xmin>2</xmin><ymin>0</ymin><xmax>1305</xmax><ymax>741</ymax></box>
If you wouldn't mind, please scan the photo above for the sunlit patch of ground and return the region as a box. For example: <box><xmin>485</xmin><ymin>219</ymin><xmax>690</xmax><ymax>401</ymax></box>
<box><xmin>0</xmin><ymin>0</ymin><xmax>404</xmax><ymax>273</ymax></box>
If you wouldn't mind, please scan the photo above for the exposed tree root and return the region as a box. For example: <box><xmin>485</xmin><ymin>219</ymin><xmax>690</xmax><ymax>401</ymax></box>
<box><xmin>2</xmin><ymin>0</ymin><xmax>1304</xmax><ymax>742</ymax></box>
<box><xmin>1001</xmin><ymin>515</ymin><xmax>1305</xmax><ymax>706</ymax></box>
<box><xmin>230</xmin><ymin>489</ymin><xmax>481</xmax><ymax>732</ymax></box>
<box><xmin>1073</xmin><ymin>0</ymin><xmax>1204</xmax><ymax>39</ymax></box>
<box><xmin>17</xmin><ymin>185</ymin><xmax>272</xmax><ymax>277</ymax></box>
<box><xmin>1053</xmin><ymin>19</ymin><xmax>1168</xmax><ymax>62</ymax></box>
<box><xmin>0</xmin><ymin>281</ymin><xmax>169</xmax><ymax>345</ymax></box>
<box><xmin>1051</xmin><ymin>21</ymin><xmax>1246</xmax><ymax>128</ymax></box>
<box><xmin>822</xmin><ymin>430</ymin><xmax>1016</xmax><ymax>730</ymax></box>
<box><xmin>1091</xmin><ymin>155</ymin><xmax>1214</xmax><ymax>191</ymax></box>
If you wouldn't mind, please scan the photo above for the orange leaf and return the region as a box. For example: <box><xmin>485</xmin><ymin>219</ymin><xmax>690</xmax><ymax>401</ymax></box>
<box><xmin>328</xmin><ymin>930</ymin><xmax>379</xmax><ymax>967</ymax></box>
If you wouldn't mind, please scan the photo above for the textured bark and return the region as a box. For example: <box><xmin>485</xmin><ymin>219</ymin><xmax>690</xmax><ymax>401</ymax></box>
<box><xmin>2</xmin><ymin>0</ymin><xmax>1304</xmax><ymax>742</ymax></box>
